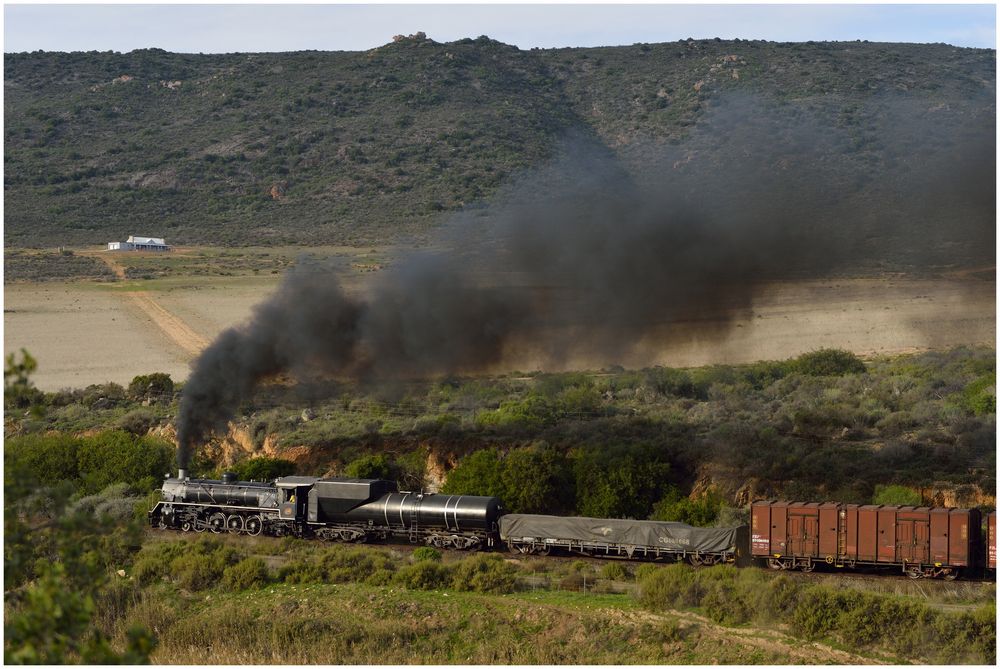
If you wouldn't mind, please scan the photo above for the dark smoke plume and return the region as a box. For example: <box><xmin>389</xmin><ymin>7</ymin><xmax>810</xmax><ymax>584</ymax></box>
<box><xmin>176</xmin><ymin>93</ymin><xmax>994</xmax><ymax>469</ymax></box>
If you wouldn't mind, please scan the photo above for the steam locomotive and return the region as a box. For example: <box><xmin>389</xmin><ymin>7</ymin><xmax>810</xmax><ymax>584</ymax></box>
<box><xmin>149</xmin><ymin>472</ymin><xmax>996</xmax><ymax>580</ymax></box>
<box><xmin>150</xmin><ymin>472</ymin><xmax>503</xmax><ymax>550</ymax></box>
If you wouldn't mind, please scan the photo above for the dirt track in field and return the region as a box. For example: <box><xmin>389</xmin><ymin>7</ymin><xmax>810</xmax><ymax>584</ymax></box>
<box><xmin>83</xmin><ymin>251</ymin><xmax>210</xmax><ymax>356</ymax></box>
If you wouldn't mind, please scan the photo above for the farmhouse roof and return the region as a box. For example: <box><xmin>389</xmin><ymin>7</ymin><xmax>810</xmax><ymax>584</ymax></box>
<box><xmin>126</xmin><ymin>235</ymin><xmax>167</xmax><ymax>245</ymax></box>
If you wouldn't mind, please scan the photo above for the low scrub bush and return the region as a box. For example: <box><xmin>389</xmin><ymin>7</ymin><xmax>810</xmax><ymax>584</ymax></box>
<box><xmin>412</xmin><ymin>546</ymin><xmax>442</xmax><ymax>562</ymax></box>
<box><xmin>394</xmin><ymin>561</ymin><xmax>452</xmax><ymax>590</ymax></box>
<box><xmin>600</xmin><ymin>562</ymin><xmax>628</xmax><ymax>581</ymax></box>
<box><xmin>131</xmin><ymin>537</ymin><xmax>241</xmax><ymax>591</ymax></box>
<box><xmin>223</xmin><ymin>557</ymin><xmax>270</xmax><ymax>590</ymax></box>
<box><xmin>794</xmin><ymin>349</ymin><xmax>867</xmax><ymax>376</ymax></box>
<box><xmin>229</xmin><ymin>457</ymin><xmax>296</xmax><ymax>481</ymax></box>
<box><xmin>451</xmin><ymin>554</ymin><xmax>519</xmax><ymax>594</ymax></box>
<box><xmin>278</xmin><ymin>546</ymin><xmax>395</xmax><ymax>585</ymax></box>
<box><xmin>636</xmin><ymin>564</ymin><xmax>995</xmax><ymax>663</ymax></box>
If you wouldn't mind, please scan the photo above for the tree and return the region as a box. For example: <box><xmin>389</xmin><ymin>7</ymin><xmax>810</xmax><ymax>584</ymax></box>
<box><xmin>871</xmin><ymin>484</ymin><xmax>922</xmax><ymax>506</ymax></box>
<box><xmin>4</xmin><ymin>348</ymin><xmax>43</xmax><ymax>409</ymax></box>
<box><xmin>231</xmin><ymin>457</ymin><xmax>296</xmax><ymax>482</ymax></box>
<box><xmin>4</xmin><ymin>471</ymin><xmax>156</xmax><ymax>663</ymax></box>
<box><xmin>126</xmin><ymin>373</ymin><xmax>174</xmax><ymax>403</ymax></box>
<box><xmin>572</xmin><ymin>444</ymin><xmax>670</xmax><ymax>518</ymax></box>
<box><xmin>343</xmin><ymin>453</ymin><xmax>396</xmax><ymax>480</ymax></box>
<box><xmin>650</xmin><ymin>487</ymin><xmax>727</xmax><ymax>526</ymax></box>
<box><xmin>499</xmin><ymin>443</ymin><xmax>573</xmax><ymax>514</ymax></box>
<box><xmin>441</xmin><ymin>449</ymin><xmax>503</xmax><ymax>498</ymax></box>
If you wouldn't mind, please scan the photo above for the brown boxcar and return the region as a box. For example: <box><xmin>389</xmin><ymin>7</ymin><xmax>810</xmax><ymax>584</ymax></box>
<box><xmin>751</xmin><ymin>500</ymin><xmax>979</xmax><ymax>579</ymax></box>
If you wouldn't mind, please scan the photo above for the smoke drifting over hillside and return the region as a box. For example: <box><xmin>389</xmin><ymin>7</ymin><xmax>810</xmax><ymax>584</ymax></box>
<box><xmin>175</xmin><ymin>94</ymin><xmax>994</xmax><ymax>468</ymax></box>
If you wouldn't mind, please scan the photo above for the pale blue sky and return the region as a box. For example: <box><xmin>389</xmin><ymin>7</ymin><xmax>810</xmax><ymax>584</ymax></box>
<box><xmin>3</xmin><ymin>3</ymin><xmax>996</xmax><ymax>53</ymax></box>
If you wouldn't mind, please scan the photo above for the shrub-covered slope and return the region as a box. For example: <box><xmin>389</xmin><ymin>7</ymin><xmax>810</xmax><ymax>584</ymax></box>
<box><xmin>4</xmin><ymin>36</ymin><xmax>995</xmax><ymax>262</ymax></box>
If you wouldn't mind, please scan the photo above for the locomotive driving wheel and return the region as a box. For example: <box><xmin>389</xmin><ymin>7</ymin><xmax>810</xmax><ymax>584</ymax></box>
<box><xmin>208</xmin><ymin>512</ymin><xmax>226</xmax><ymax>534</ymax></box>
<box><xmin>194</xmin><ymin>518</ymin><xmax>208</xmax><ymax>532</ymax></box>
<box><xmin>227</xmin><ymin>515</ymin><xmax>245</xmax><ymax>534</ymax></box>
<box><xmin>245</xmin><ymin>516</ymin><xmax>263</xmax><ymax>536</ymax></box>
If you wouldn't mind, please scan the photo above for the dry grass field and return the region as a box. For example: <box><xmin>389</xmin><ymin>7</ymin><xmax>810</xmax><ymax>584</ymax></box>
<box><xmin>3</xmin><ymin>246</ymin><xmax>995</xmax><ymax>391</ymax></box>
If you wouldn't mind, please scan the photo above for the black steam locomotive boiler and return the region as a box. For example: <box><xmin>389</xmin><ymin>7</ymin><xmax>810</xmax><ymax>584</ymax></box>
<box><xmin>149</xmin><ymin>472</ymin><xmax>504</xmax><ymax>549</ymax></box>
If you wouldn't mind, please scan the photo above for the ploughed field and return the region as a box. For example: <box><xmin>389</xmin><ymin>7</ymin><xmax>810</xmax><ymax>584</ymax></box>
<box><xmin>3</xmin><ymin>246</ymin><xmax>995</xmax><ymax>390</ymax></box>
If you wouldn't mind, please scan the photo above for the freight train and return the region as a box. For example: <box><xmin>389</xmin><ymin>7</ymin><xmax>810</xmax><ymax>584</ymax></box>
<box><xmin>149</xmin><ymin>473</ymin><xmax>996</xmax><ymax>580</ymax></box>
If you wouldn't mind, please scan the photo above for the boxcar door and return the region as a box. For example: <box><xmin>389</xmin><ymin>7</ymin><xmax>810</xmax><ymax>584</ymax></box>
<box><xmin>897</xmin><ymin>520</ymin><xmax>915</xmax><ymax>563</ymax></box>
<box><xmin>913</xmin><ymin>521</ymin><xmax>930</xmax><ymax>564</ymax></box>
<box><xmin>802</xmin><ymin>515</ymin><xmax>819</xmax><ymax>556</ymax></box>
<box><xmin>787</xmin><ymin>514</ymin><xmax>804</xmax><ymax>556</ymax></box>
<box><xmin>788</xmin><ymin>514</ymin><xmax>818</xmax><ymax>557</ymax></box>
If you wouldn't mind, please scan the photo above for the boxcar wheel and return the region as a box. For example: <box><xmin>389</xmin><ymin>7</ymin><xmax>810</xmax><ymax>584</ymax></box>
<box><xmin>942</xmin><ymin>569</ymin><xmax>959</xmax><ymax>581</ymax></box>
<box><xmin>767</xmin><ymin>558</ymin><xmax>784</xmax><ymax>570</ymax></box>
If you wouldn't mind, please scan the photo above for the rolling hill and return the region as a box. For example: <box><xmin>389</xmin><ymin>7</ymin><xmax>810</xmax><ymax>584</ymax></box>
<box><xmin>4</xmin><ymin>34</ymin><xmax>995</xmax><ymax>268</ymax></box>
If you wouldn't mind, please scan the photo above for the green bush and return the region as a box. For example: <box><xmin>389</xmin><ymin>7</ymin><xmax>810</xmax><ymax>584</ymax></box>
<box><xmin>117</xmin><ymin>409</ymin><xmax>157</xmax><ymax>436</ymax></box>
<box><xmin>278</xmin><ymin>546</ymin><xmax>395</xmax><ymax>585</ymax></box>
<box><xmin>343</xmin><ymin>453</ymin><xmax>395</xmax><ymax>480</ymax></box>
<box><xmin>871</xmin><ymin>484</ymin><xmax>922</xmax><ymax>506</ymax></box>
<box><xmin>441</xmin><ymin>449</ymin><xmax>503</xmax><ymax>498</ymax></box>
<box><xmin>132</xmin><ymin>537</ymin><xmax>239</xmax><ymax>590</ymax></box>
<box><xmin>498</xmin><ymin>443</ymin><xmax>573</xmax><ymax>514</ymax></box>
<box><xmin>4</xmin><ymin>430</ymin><xmax>172</xmax><ymax>495</ymax></box>
<box><xmin>412</xmin><ymin>546</ymin><xmax>442</xmax><ymax>562</ymax></box>
<box><xmin>76</xmin><ymin>431</ymin><xmax>174</xmax><ymax>495</ymax></box>
<box><xmin>126</xmin><ymin>373</ymin><xmax>174</xmax><ymax>402</ymax></box>
<box><xmin>451</xmin><ymin>554</ymin><xmax>519</xmax><ymax>594</ymax></box>
<box><xmin>394</xmin><ymin>561</ymin><xmax>452</xmax><ymax>590</ymax></box>
<box><xmin>600</xmin><ymin>562</ymin><xmax>628</xmax><ymax>581</ymax></box>
<box><xmin>636</xmin><ymin>563</ymin><xmax>699</xmax><ymax>609</ymax></box>
<box><xmin>794</xmin><ymin>349</ymin><xmax>866</xmax><ymax>377</ymax></box>
<box><xmin>572</xmin><ymin>444</ymin><xmax>670</xmax><ymax>518</ymax></box>
<box><xmin>960</xmin><ymin>372</ymin><xmax>995</xmax><ymax>416</ymax></box>
<box><xmin>634</xmin><ymin>562</ymin><xmax>660</xmax><ymax>581</ymax></box>
<box><xmin>4</xmin><ymin>432</ymin><xmax>81</xmax><ymax>484</ymax></box>
<box><xmin>701</xmin><ymin>578</ymin><xmax>750</xmax><ymax>625</ymax></box>
<box><xmin>223</xmin><ymin>557</ymin><xmax>270</xmax><ymax>590</ymax></box>
<box><xmin>364</xmin><ymin>569</ymin><xmax>395</xmax><ymax>586</ymax></box>
<box><xmin>791</xmin><ymin>586</ymin><xmax>844</xmax><ymax>639</ymax></box>
<box><xmin>230</xmin><ymin>457</ymin><xmax>296</xmax><ymax>481</ymax></box>
<box><xmin>650</xmin><ymin>488</ymin><xmax>726</xmax><ymax>526</ymax></box>
<box><xmin>474</xmin><ymin>395</ymin><xmax>553</xmax><ymax>431</ymax></box>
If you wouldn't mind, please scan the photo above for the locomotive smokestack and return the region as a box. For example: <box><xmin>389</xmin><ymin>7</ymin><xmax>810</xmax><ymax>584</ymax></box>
<box><xmin>178</xmin><ymin>468</ymin><xmax>188</xmax><ymax>480</ymax></box>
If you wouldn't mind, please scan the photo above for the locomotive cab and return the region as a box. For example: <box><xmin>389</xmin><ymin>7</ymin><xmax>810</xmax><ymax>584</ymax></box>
<box><xmin>276</xmin><ymin>477</ymin><xmax>316</xmax><ymax>521</ymax></box>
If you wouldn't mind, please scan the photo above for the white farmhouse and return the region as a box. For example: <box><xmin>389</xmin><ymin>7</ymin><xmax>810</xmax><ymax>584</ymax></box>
<box><xmin>108</xmin><ymin>235</ymin><xmax>171</xmax><ymax>252</ymax></box>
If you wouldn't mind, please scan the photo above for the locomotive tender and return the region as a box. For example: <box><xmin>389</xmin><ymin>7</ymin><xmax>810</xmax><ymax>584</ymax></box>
<box><xmin>149</xmin><ymin>473</ymin><xmax>504</xmax><ymax>550</ymax></box>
